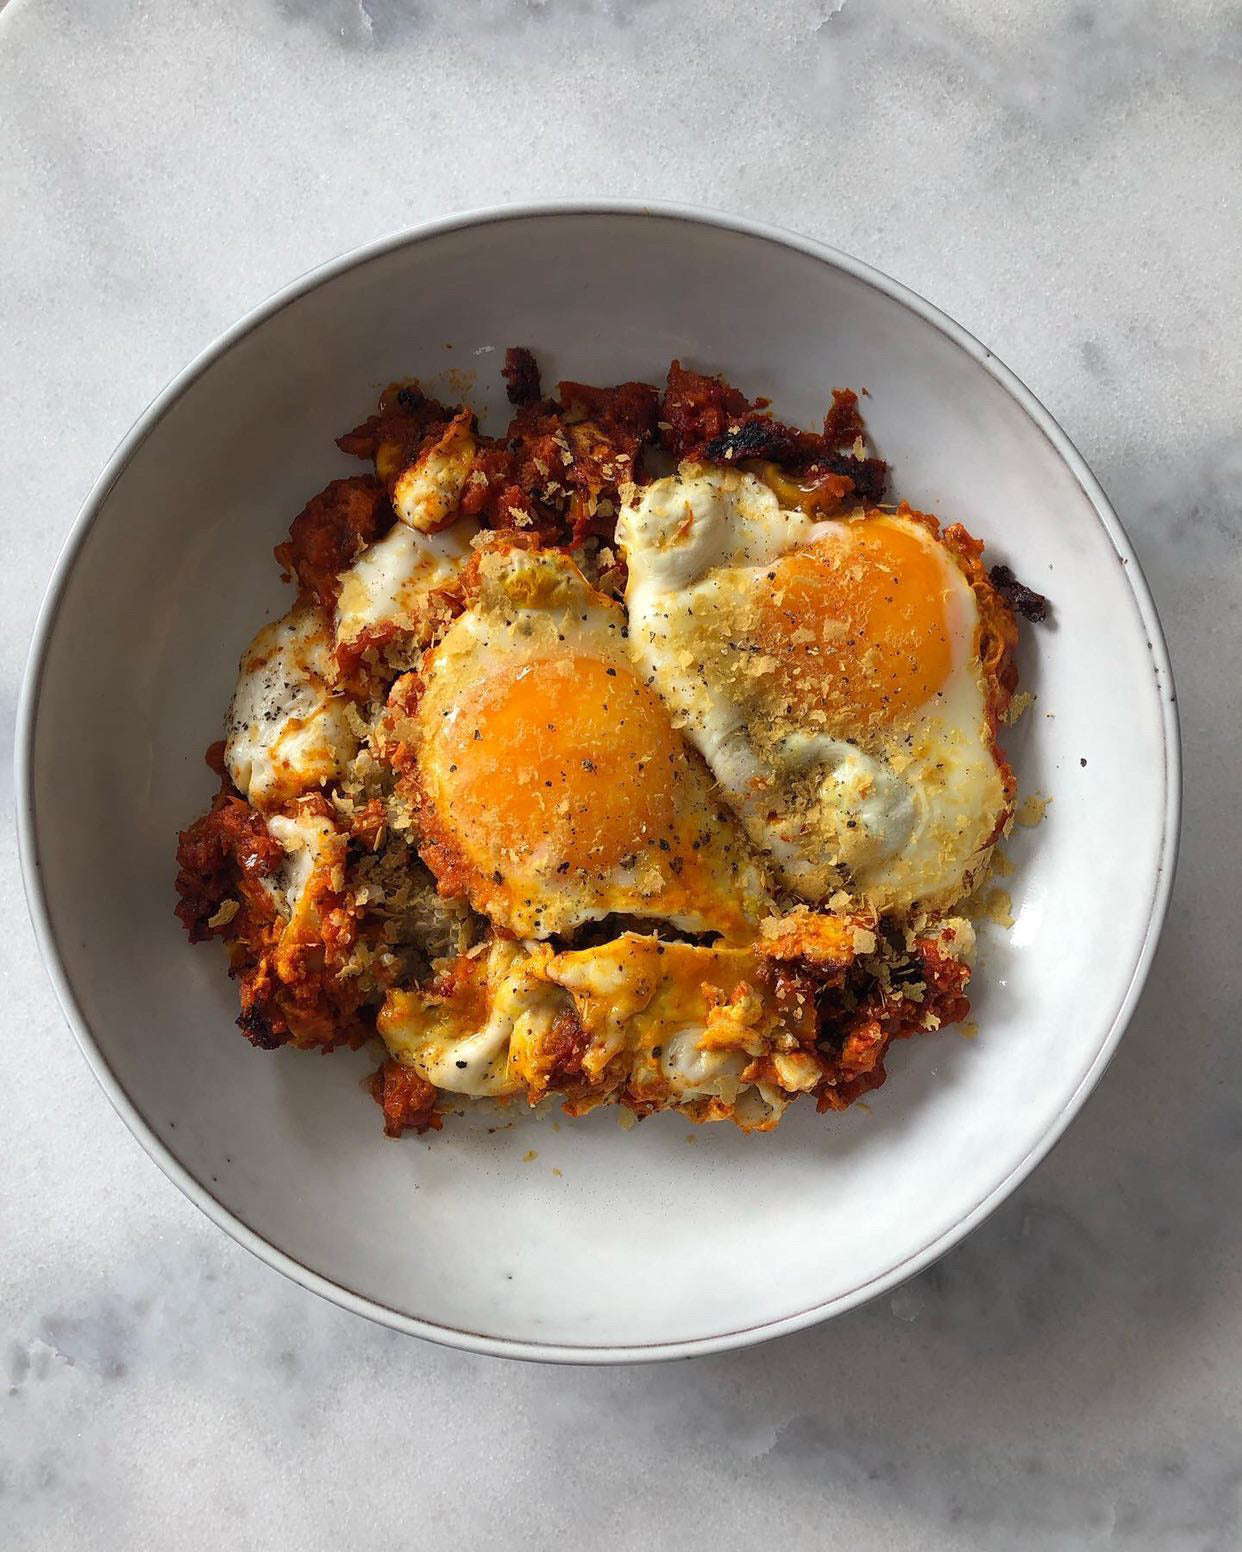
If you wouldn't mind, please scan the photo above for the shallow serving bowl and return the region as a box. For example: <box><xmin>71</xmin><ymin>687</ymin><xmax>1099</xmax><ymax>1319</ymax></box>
<box><xmin>17</xmin><ymin>203</ymin><xmax>1179</xmax><ymax>1361</ymax></box>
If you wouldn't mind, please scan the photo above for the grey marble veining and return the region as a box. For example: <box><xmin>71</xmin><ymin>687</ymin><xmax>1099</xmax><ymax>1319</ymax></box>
<box><xmin>2</xmin><ymin>0</ymin><xmax>1240</xmax><ymax>1547</ymax></box>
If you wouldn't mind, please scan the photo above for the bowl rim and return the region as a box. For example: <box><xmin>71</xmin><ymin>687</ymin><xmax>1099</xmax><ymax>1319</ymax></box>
<box><xmin>15</xmin><ymin>198</ymin><xmax>1182</xmax><ymax>1364</ymax></box>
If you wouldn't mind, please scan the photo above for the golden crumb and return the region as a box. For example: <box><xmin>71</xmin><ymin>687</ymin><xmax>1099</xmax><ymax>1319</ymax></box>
<box><xmin>980</xmin><ymin>888</ymin><xmax>1015</xmax><ymax>929</ymax></box>
<box><xmin>1016</xmin><ymin>793</ymin><xmax>1051</xmax><ymax>827</ymax></box>
<box><xmin>958</xmin><ymin>1021</ymin><xmax>979</xmax><ymax>1040</ymax></box>
<box><xmin>1004</xmin><ymin>690</ymin><xmax>1035</xmax><ymax>724</ymax></box>
<box><xmin>521</xmin><ymin>1149</ymin><xmax>538</xmax><ymax>1163</ymax></box>
<box><xmin>551</xmin><ymin>1167</ymin><xmax>563</xmax><ymax>1177</ymax></box>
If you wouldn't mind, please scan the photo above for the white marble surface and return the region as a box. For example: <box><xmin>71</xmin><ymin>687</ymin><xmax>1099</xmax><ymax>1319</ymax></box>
<box><xmin>2</xmin><ymin>0</ymin><xmax>1239</xmax><ymax>1546</ymax></box>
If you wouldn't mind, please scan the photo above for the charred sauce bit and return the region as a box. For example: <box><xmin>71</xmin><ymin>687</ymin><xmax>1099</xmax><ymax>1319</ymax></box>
<box><xmin>660</xmin><ymin>361</ymin><xmax>888</xmax><ymax>505</ymax></box>
<box><xmin>814</xmin><ymin>934</ymin><xmax>972</xmax><ymax>1112</ymax></box>
<box><xmin>988</xmin><ymin>563</ymin><xmax>1050</xmax><ymax>623</ymax></box>
<box><xmin>502</xmin><ymin>346</ymin><xmax>543</xmax><ymax>407</ymax></box>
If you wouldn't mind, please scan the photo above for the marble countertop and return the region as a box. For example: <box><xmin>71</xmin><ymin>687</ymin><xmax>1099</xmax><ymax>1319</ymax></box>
<box><xmin>2</xmin><ymin>1</ymin><xmax>1239</xmax><ymax>1547</ymax></box>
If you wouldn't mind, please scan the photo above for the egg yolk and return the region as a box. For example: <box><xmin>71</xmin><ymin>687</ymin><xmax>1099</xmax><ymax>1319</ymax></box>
<box><xmin>754</xmin><ymin>518</ymin><xmax>955</xmax><ymax>732</ymax></box>
<box><xmin>433</xmin><ymin>654</ymin><xmax>683</xmax><ymax>870</ymax></box>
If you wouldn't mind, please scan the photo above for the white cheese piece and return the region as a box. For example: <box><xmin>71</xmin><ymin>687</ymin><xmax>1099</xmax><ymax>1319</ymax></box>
<box><xmin>265</xmin><ymin>807</ymin><xmax>343</xmax><ymax>918</ymax></box>
<box><xmin>225</xmin><ymin>602</ymin><xmax>358</xmax><ymax>811</ymax></box>
<box><xmin>391</xmin><ymin>413</ymin><xmax>476</xmax><ymax>532</ymax></box>
<box><xmin>334</xmin><ymin>518</ymin><xmax>478</xmax><ymax>652</ymax></box>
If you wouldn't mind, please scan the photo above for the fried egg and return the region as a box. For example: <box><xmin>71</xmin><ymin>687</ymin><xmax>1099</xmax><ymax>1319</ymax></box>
<box><xmin>409</xmin><ymin>544</ymin><xmax>773</xmax><ymax>940</ymax></box>
<box><xmin>618</xmin><ymin>466</ymin><xmax>1014</xmax><ymax>913</ymax></box>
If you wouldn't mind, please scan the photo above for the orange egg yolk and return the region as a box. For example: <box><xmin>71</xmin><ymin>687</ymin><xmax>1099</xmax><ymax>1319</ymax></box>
<box><xmin>433</xmin><ymin>655</ymin><xmax>684</xmax><ymax>870</ymax></box>
<box><xmin>755</xmin><ymin>519</ymin><xmax>955</xmax><ymax>732</ymax></box>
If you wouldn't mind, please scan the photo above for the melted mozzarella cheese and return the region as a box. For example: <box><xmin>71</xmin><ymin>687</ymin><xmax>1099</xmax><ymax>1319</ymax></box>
<box><xmin>378</xmin><ymin>940</ymin><xmax>562</xmax><ymax>1099</ymax></box>
<box><xmin>265</xmin><ymin>807</ymin><xmax>343</xmax><ymax>918</ymax></box>
<box><xmin>380</xmin><ymin>934</ymin><xmax>818</xmax><ymax>1127</ymax></box>
<box><xmin>657</xmin><ymin>1027</ymin><xmax>747</xmax><ymax>1098</ymax></box>
<box><xmin>225</xmin><ymin>602</ymin><xmax>358</xmax><ymax>811</ymax></box>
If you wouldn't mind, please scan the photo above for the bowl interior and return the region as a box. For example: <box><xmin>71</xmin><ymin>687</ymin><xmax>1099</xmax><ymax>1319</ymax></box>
<box><xmin>25</xmin><ymin>211</ymin><xmax>1173</xmax><ymax>1354</ymax></box>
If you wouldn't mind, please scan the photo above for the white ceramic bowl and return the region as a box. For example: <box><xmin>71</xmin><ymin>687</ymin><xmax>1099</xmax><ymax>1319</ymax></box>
<box><xmin>18</xmin><ymin>203</ymin><xmax>1179</xmax><ymax>1362</ymax></box>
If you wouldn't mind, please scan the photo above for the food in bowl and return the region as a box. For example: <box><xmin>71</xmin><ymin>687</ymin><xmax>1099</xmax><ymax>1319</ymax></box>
<box><xmin>174</xmin><ymin>348</ymin><xmax>1046</xmax><ymax>1138</ymax></box>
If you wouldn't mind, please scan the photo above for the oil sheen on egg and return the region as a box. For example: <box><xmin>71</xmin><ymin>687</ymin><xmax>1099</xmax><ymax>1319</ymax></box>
<box><xmin>410</xmin><ymin>543</ymin><xmax>773</xmax><ymax>940</ymax></box>
<box><xmin>618</xmin><ymin>465</ymin><xmax>1013</xmax><ymax>914</ymax></box>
